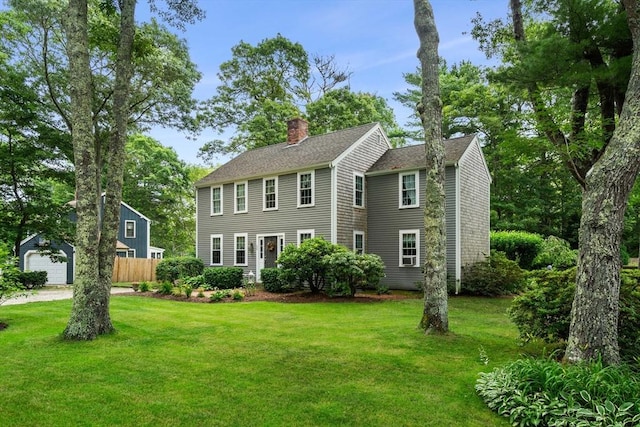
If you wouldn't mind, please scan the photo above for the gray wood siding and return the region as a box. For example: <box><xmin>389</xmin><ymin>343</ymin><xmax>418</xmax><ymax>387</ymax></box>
<box><xmin>334</xmin><ymin>128</ymin><xmax>389</xmax><ymax>248</ymax></box>
<box><xmin>445</xmin><ymin>166</ymin><xmax>458</xmax><ymax>282</ymax></box>
<box><xmin>367</xmin><ymin>171</ymin><xmax>425</xmax><ymax>290</ymax></box>
<box><xmin>196</xmin><ymin>167</ymin><xmax>332</xmax><ymax>273</ymax></box>
<box><xmin>459</xmin><ymin>142</ymin><xmax>491</xmax><ymax>275</ymax></box>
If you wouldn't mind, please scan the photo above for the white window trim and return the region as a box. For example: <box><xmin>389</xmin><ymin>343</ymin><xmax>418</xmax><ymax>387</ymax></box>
<box><xmin>297</xmin><ymin>229</ymin><xmax>315</xmax><ymax>246</ymax></box>
<box><xmin>210</xmin><ymin>185</ymin><xmax>223</xmax><ymax>216</ymax></box>
<box><xmin>297</xmin><ymin>171</ymin><xmax>315</xmax><ymax>208</ymax></box>
<box><xmin>234</xmin><ymin>181</ymin><xmax>248</xmax><ymax>214</ymax></box>
<box><xmin>127</xmin><ymin>249</ymin><xmax>136</xmax><ymax>258</ymax></box>
<box><xmin>399</xmin><ymin>171</ymin><xmax>420</xmax><ymax>209</ymax></box>
<box><xmin>210</xmin><ymin>234</ymin><xmax>223</xmax><ymax>266</ymax></box>
<box><xmin>399</xmin><ymin>229</ymin><xmax>420</xmax><ymax>267</ymax></box>
<box><xmin>234</xmin><ymin>233</ymin><xmax>248</xmax><ymax>266</ymax></box>
<box><xmin>353</xmin><ymin>172</ymin><xmax>365</xmax><ymax>208</ymax></box>
<box><xmin>124</xmin><ymin>220</ymin><xmax>136</xmax><ymax>238</ymax></box>
<box><xmin>263</xmin><ymin>176</ymin><xmax>278</xmax><ymax>211</ymax></box>
<box><xmin>353</xmin><ymin>230</ymin><xmax>365</xmax><ymax>254</ymax></box>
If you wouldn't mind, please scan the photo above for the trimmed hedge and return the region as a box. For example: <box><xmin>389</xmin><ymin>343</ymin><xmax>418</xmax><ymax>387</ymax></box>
<box><xmin>2</xmin><ymin>270</ymin><xmax>48</xmax><ymax>290</ymax></box>
<box><xmin>155</xmin><ymin>257</ymin><xmax>204</xmax><ymax>283</ymax></box>
<box><xmin>202</xmin><ymin>267</ymin><xmax>243</xmax><ymax>290</ymax></box>
<box><xmin>509</xmin><ymin>268</ymin><xmax>640</xmax><ymax>361</ymax></box>
<box><xmin>261</xmin><ymin>268</ymin><xmax>290</xmax><ymax>293</ymax></box>
<box><xmin>491</xmin><ymin>230</ymin><xmax>544</xmax><ymax>270</ymax></box>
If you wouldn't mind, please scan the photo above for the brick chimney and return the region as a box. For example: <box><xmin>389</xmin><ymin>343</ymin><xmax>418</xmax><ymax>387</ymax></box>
<box><xmin>287</xmin><ymin>118</ymin><xmax>308</xmax><ymax>145</ymax></box>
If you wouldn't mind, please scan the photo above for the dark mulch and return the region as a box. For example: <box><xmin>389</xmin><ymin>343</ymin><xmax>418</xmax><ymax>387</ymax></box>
<box><xmin>120</xmin><ymin>289</ymin><xmax>420</xmax><ymax>304</ymax></box>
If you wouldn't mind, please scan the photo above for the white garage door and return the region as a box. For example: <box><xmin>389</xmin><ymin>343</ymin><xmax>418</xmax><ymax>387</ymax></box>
<box><xmin>24</xmin><ymin>251</ymin><xmax>68</xmax><ymax>285</ymax></box>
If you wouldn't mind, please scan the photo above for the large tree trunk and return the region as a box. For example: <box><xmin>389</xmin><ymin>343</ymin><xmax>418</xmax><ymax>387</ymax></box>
<box><xmin>414</xmin><ymin>0</ymin><xmax>448</xmax><ymax>333</ymax></box>
<box><xmin>97</xmin><ymin>0</ymin><xmax>137</xmax><ymax>321</ymax></box>
<box><xmin>63</xmin><ymin>0</ymin><xmax>111</xmax><ymax>339</ymax></box>
<box><xmin>565</xmin><ymin>0</ymin><xmax>640</xmax><ymax>364</ymax></box>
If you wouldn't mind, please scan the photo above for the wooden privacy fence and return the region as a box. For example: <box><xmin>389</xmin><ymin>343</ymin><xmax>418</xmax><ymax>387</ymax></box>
<box><xmin>112</xmin><ymin>257</ymin><xmax>160</xmax><ymax>283</ymax></box>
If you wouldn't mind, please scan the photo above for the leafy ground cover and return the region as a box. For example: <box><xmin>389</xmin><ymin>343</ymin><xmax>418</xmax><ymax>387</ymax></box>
<box><xmin>0</xmin><ymin>295</ymin><xmax>519</xmax><ymax>426</ymax></box>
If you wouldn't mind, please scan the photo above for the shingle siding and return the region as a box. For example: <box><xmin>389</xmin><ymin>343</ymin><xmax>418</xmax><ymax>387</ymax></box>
<box><xmin>445</xmin><ymin>166</ymin><xmax>458</xmax><ymax>282</ymax></box>
<box><xmin>334</xmin><ymin>128</ymin><xmax>389</xmax><ymax>248</ymax></box>
<box><xmin>459</xmin><ymin>141</ymin><xmax>491</xmax><ymax>275</ymax></box>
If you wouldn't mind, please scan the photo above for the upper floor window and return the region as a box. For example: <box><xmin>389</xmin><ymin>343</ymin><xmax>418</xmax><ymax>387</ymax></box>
<box><xmin>234</xmin><ymin>233</ymin><xmax>248</xmax><ymax>266</ymax></box>
<box><xmin>211</xmin><ymin>186</ymin><xmax>223</xmax><ymax>216</ymax></box>
<box><xmin>353</xmin><ymin>173</ymin><xmax>364</xmax><ymax>208</ymax></box>
<box><xmin>124</xmin><ymin>220</ymin><xmax>136</xmax><ymax>238</ymax></box>
<box><xmin>399</xmin><ymin>229</ymin><xmax>420</xmax><ymax>267</ymax></box>
<box><xmin>211</xmin><ymin>234</ymin><xmax>223</xmax><ymax>266</ymax></box>
<box><xmin>234</xmin><ymin>181</ymin><xmax>247</xmax><ymax>214</ymax></box>
<box><xmin>354</xmin><ymin>231</ymin><xmax>364</xmax><ymax>255</ymax></box>
<box><xmin>263</xmin><ymin>177</ymin><xmax>278</xmax><ymax>211</ymax></box>
<box><xmin>297</xmin><ymin>229</ymin><xmax>315</xmax><ymax>246</ymax></box>
<box><xmin>297</xmin><ymin>171</ymin><xmax>314</xmax><ymax>207</ymax></box>
<box><xmin>399</xmin><ymin>172</ymin><xmax>419</xmax><ymax>208</ymax></box>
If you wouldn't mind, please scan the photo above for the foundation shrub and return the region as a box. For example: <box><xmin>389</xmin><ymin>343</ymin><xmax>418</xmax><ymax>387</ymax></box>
<box><xmin>460</xmin><ymin>251</ymin><xmax>524</xmax><ymax>296</ymax></box>
<box><xmin>203</xmin><ymin>267</ymin><xmax>243</xmax><ymax>290</ymax></box>
<box><xmin>155</xmin><ymin>257</ymin><xmax>204</xmax><ymax>283</ymax></box>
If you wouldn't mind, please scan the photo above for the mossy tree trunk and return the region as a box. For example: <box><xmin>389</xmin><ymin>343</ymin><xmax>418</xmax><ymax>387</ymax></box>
<box><xmin>414</xmin><ymin>0</ymin><xmax>448</xmax><ymax>334</ymax></box>
<box><xmin>565</xmin><ymin>0</ymin><xmax>640</xmax><ymax>364</ymax></box>
<box><xmin>63</xmin><ymin>0</ymin><xmax>136</xmax><ymax>340</ymax></box>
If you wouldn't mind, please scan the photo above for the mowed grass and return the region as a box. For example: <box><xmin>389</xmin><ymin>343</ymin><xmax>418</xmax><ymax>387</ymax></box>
<box><xmin>0</xmin><ymin>295</ymin><xmax>519</xmax><ymax>426</ymax></box>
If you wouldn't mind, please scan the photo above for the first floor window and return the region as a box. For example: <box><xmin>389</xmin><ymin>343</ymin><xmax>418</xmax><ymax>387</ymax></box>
<box><xmin>235</xmin><ymin>234</ymin><xmax>247</xmax><ymax>266</ymax></box>
<box><xmin>211</xmin><ymin>235</ymin><xmax>223</xmax><ymax>265</ymax></box>
<box><xmin>399</xmin><ymin>230</ymin><xmax>419</xmax><ymax>267</ymax></box>
<box><xmin>297</xmin><ymin>229</ymin><xmax>315</xmax><ymax>246</ymax></box>
<box><xmin>354</xmin><ymin>231</ymin><xmax>364</xmax><ymax>255</ymax></box>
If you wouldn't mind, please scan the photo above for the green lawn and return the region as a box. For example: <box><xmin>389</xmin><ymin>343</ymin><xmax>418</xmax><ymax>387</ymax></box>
<box><xmin>0</xmin><ymin>295</ymin><xmax>519</xmax><ymax>426</ymax></box>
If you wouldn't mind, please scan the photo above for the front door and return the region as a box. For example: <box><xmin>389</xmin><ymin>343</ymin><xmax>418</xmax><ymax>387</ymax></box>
<box><xmin>264</xmin><ymin>236</ymin><xmax>279</xmax><ymax>269</ymax></box>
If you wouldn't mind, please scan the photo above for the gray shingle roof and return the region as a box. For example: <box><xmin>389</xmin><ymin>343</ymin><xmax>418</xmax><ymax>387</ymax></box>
<box><xmin>367</xmin><ymin>134</ymin><xmax>476</xmax><ymax>173</ymax></box>
<box><xmin>195</xmin><ymin>123</ymin><xmax>379</xmax><ymax>187</ymax></box>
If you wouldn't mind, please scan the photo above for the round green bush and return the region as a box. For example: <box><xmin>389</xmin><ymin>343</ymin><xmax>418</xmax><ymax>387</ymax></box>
<box><xmin>460</xmin><ymin>250</ymin><xmax>524</xmax><ymax>296</ymax></box>
<box><xmin>491</xmin><ymin>230</ymin><xmax>544</xmax><ymax>270</ymax></box>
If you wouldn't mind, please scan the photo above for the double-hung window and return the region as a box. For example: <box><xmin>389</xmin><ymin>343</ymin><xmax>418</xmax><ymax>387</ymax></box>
<box><xmin>297</xmin><ymin>171</ymin><xmax>314</xmax><ymax>207</ymax></box>
<box><xmin>211</xmin><ymin>234</ymin><xmax>223</xmax><ymax>266</ymax></box>
<box><xmin>124</xmin><ymin>220</ymin><xmax>136</xmax><ymax>238</ymax></box>
<box><xmin>353</xmin><ymin>173</ymin><xmax>364</xmax><ymax>208</ymax></box>
<box><xmin>354</xmin><ymin>231</ymin><xmax>364</xmax><ymax>255</ymax></box>
<box><xmin>263</xmin><ymin>177</ymin><xmax>278</xmax><ymax>211</ymax></box>
<box><xmin>234</xmin><ymin>233</ymin><xmax>248</xmax><ymax>266</ymax></box>
<box><xmin>211</xmin><ymin>186</ymin><xmax>223</xmax><ymax>215</ymax></box>
<box><xmin>297</xmin><ymin>229</ymin><xmax>315</xmax><ymax>246</ymax></box>
<box><xmin>399</xmin><ymin>172</ymin><xmax>419</xmax><ymax>208</ymax></box>
<box><xmin>399</xmin><ymin>230</ymin><xmax>420</xmax><ymax>267</ymax></box>
<box><xmin>234</xmin><ymin>181</ymin><xmax>247</xmax><ymax>214</ymax></box>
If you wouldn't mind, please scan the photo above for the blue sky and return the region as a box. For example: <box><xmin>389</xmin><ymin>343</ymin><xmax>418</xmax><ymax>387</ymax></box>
<box><xmin>142</xmin><ymin>0</ymin><xmax>508</xmax><ymax>165</ymax></box>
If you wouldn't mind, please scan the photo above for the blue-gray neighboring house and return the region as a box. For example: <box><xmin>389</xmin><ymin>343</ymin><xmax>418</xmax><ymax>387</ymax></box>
<box><xmin>194</xmin><ymin>119</ymin><xmax>491</xmax><ymax>290</ymax></box>
<box><xmin>19</xmin><ymin>198</ymin><xmax>164</xmax><ymax>284</ymax></box>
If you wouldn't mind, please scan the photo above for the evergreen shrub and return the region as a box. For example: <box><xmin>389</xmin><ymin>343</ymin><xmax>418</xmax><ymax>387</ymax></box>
<box><xmin>261</xmin><ymin>268</ymin><xmax>289</xmax><ymax>293</ymax></box>
<box><xmin>460</xmin><ymin>251</ymin><xmax>524</xmax><ymax>296</ymax></box>
<box><xmin>491</xmin><ymin>230</ymin><xmax>544</xmax><ymax>270</ymax></box>
<box><xmin>155</xmin><ymin>257</ymin><xmax>204</xmax><ymax>283</ymax></box>
<box><xmin>202</xmin><ymin>267</ymin><xmax>243</xmax><ymax>290</ymax></box>
<box><xmin>509</xmin><ymin>268</ymin><xmax>640</xmax><ymax>361</ymax></box>
<box><xmin>531</xmin><ymin>236</ymin><xmax>577</xmax><ymax>270</ymax></box>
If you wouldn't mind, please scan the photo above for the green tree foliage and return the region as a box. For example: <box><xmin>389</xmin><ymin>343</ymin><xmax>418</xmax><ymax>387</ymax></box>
<box><xmin>122</xmin><ymin>135</ymin><xmax>195</xmax><ymax>256</ymax></box>
<box><xmin>394</xmin><ymin>62</ymin><xmax>583</xmax><ymax>245</ymax></box>
<box><xmin>0</xmin><ymin>50</ymin><xmax>74</xmax><ymax>256</ymax></box>
<box><xmin>532</xmin><ymin>236</ymin><xmax>578</xmax><ymax>270</ymax></box>
<box><xmin>198</xmin><ymin>34</ymin><xmax>402</xmax><ymax>158</ymax></box>
<box><xmin>277</xmin><ymin>237</ymin><xmax>343</xmax><ymax>294</ymax></box>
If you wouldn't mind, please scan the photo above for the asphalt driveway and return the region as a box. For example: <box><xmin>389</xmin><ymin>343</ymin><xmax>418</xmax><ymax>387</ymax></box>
<box><xmin>4</xmin><ymin>287</ymin><xmax>132</xmax><ymax>306</ymax></box>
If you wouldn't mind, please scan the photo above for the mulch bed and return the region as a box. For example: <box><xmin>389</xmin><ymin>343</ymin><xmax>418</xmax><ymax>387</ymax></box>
<box><xmin>120</xmin><ymin>289</ymin><xmax>419</xmax><ymax>304</ymax></box>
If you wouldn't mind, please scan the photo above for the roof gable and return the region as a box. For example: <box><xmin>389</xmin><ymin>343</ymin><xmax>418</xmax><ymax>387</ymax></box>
<box><xmin>195</xmin><ymin>123</ymin><xmax>380</xmax><ymax>187</ymax></box>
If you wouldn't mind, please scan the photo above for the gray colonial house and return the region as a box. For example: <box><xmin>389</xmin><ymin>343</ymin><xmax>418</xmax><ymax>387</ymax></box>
<box><xmin>195</xmin><ymin>119</ymin><xmax>490</xmax><ymax>290</ymax></box>
<box><xmin>19</xmin><ymin>198</ymin><xmax>164</xmax><ymax>285</ymax></box>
